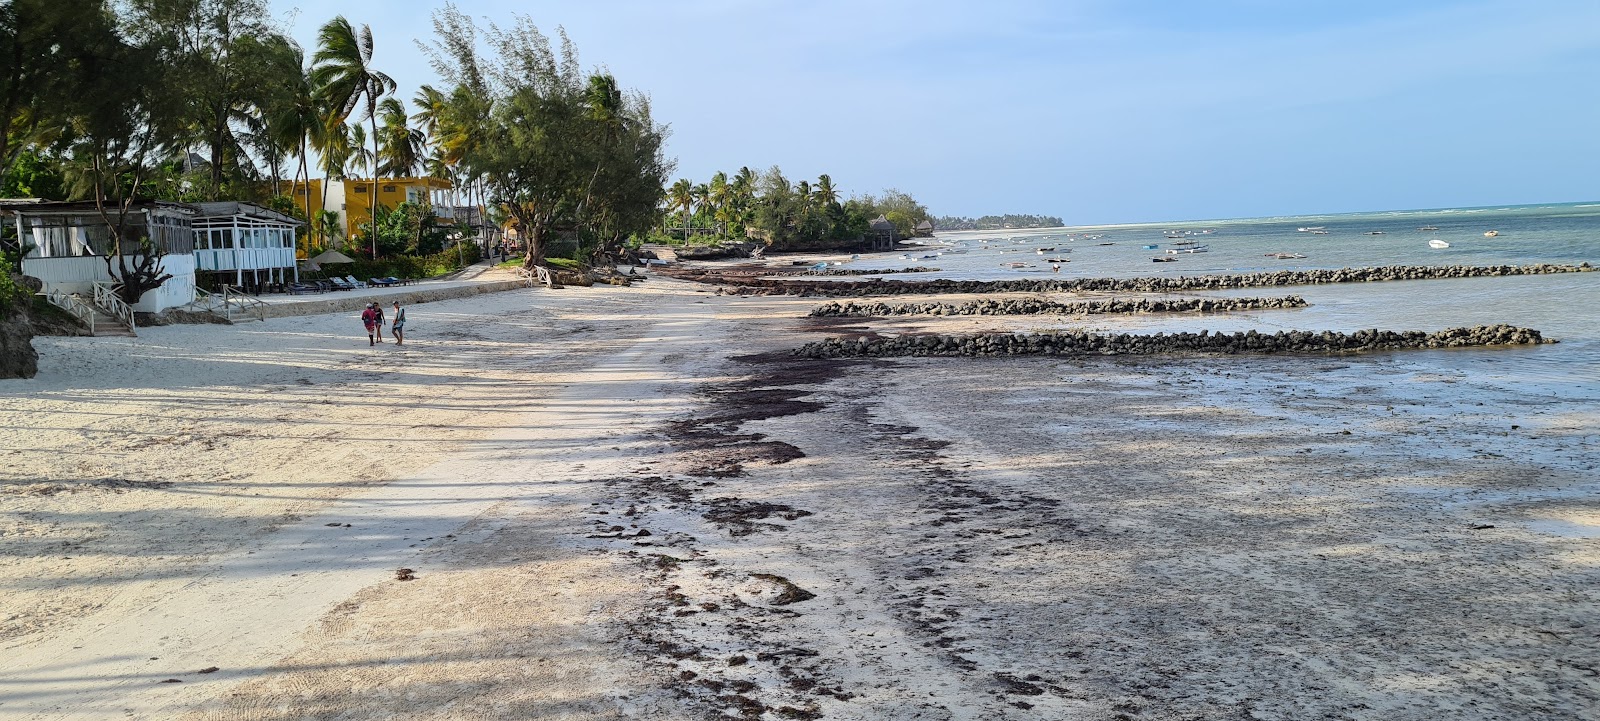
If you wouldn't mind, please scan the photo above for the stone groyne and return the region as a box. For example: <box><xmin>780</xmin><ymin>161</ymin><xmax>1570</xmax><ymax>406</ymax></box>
<box><xmin>698</xmin><ymin>263</ymin><xmax>1595</xmax><ymax>297</ymax></box>
<box><xmin>797</xmin><ymin>266</ymin><xmax>939</xmax><ymax>277</ymax></box>
<box><xmin>809</xmin><ymin>296</ymin><xmax>1308</xmax><ymax>317</ymax></box>
<box><xmin>794</xmin><ymin>324</ymin><xmax>1551</xmax><ymax>359</ymax></box>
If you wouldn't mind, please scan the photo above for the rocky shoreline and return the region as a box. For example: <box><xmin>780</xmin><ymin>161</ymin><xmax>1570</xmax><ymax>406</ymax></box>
<box><xmin>794</xmin><ymin>324</ymin><xmax>1551</xmax><ymax>359</ymax></box>
<box><xmin>678</xmin><ymin>263</ymin><xmax>1595</xmax><ymax>297</ymax></box>
<box><xmin>809</xmin><ymin>295</ymin><xmax>1308</xmax><ymax>317</ymax></box>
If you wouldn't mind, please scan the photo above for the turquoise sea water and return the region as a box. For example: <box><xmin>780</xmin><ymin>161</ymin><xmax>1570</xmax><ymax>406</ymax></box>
<box><xmin>837</xmin><ymin>201</ymin><xmax>1600</xmax><ymax>389</ymax></box>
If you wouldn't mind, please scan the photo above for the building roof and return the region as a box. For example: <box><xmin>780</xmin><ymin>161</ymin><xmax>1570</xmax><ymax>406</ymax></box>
<box><xmin>191</xmin><ymin>201</ymin><xmax>302</xmax><ymax>226</ymax></box>
<box><xmin>0</xmin><ymin>199</ymin><xmax>197</xmax><ymax>216</ymax></box>
<box><xmin>915</xmin><ymin>219</ymin><xmax>934</xmax><ymax>230</ymax></box>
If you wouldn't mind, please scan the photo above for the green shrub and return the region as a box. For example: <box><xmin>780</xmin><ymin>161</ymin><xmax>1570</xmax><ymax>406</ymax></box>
<box><xmin>315</xmin><ymin>243</ymin><xmax>483</xmax><ymax>282</ymax></box>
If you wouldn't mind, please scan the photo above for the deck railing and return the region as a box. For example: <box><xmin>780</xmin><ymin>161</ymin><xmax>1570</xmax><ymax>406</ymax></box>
<box><xmin>90</xmin><ymin>282</ymin><xmax>137</xmax><ymax>335</ymax></box>
<box><xmin>192</xmin><ymin>285</ymin><xmax>267</xmax><ymax>322</ymax></box>
<box><xmin>38</xmin><ymin>290</ymin><xmax>98</xmax><ymax>334</ymax></box>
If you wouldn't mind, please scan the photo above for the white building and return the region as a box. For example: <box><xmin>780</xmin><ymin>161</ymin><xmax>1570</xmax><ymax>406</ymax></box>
<box><xmin>2</xmin><ymin>199</ymin><xmax>302</xmax><ymax>314</ymax></box>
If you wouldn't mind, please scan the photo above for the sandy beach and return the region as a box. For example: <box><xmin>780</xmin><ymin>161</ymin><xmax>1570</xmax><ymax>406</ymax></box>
<box><xmin>2</xmin><ymin>273</ymin><xmax>1596</xmax><ymax>720</ymax></box>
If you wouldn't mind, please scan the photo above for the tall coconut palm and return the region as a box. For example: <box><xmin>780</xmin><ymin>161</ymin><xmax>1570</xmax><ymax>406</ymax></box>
<box><xmin>668</xmin><ymin>178</ymin><xmax>693</xmax><ymax>237</ymax></box>
<box><xmin>311</xmin><ymin>16</ymin><xmax>396</xmax><ymax>258</ymax></box>
<box><xmin>814</xmin><ymin>174</ymin><xmax>839</xmax><ymax>206</ymax></box>
<box><xmin>346</xmin><ymin>123</ymin><xmax>373</xmax><ymax>179</ymax></box>
<box><xmin>376</xmin><ymin>97</ymin><xmax>422</xmax><ymax>178</ymax></box>
<box><xmin>266</xmin><ymin>39</ymin><xmax>321</xmax><ymax>243</ymax></box>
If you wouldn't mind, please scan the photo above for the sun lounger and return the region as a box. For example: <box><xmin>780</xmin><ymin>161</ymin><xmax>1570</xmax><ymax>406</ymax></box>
<box><xmin>342</xmin><ymin>275</ymin><xmax>368</xmax><ymax>289</ymax></box>
<box><xmin>328</xmin><ymin>277</ymin><xmax>356</xmax><ymax>291</ymax></box>
<box><xmin>368</xmin><ymin>277</ymin><xmax>395</xmax><ymax>287</ymax></box>
<box><xmin>380</xmin><ymin>276</ymin><xmax>409</xmax><ymax>286</ymax></box>
<box><xmin>287</xmin><ymin>282</ymin><xmax>322</xmax><ymax>295</ymax></box>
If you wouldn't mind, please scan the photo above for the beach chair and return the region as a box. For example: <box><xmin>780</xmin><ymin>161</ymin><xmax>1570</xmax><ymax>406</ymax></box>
<box><xmin>381</xmin><ymin>276</ymin><xmax>408</xmax><ymax>286</ymax></box>
<box><xmin>328</xmin><ymin>277</ymin><xmax>356</xmax><ymax>291</ymax></box>
<box><xmin>342</xmin><ymin>275</ymin><xmax>368</xmax><ymax>289</ymax></box>
<box><xmin>287</xmin><ymin>282</ymin><xmax>322</xmax><ymax>295</ymax></box>
<box><xmin>368</xmin><ymin>277</ymin><xmax>395</xmax><ymax>287</ymax></box>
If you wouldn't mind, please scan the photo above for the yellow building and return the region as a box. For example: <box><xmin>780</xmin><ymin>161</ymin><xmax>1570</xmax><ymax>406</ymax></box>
<box><xmin>277</xmin><ymin>177</ymin><xmax>453</xmax><ymax>252</ymax></box>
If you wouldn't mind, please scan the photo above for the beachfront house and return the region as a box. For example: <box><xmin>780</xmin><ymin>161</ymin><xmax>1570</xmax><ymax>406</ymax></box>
<box><xmin>279</xmin><ymin>176</ymin><xmax>454</xmax><ymax>247</ymax></box>
<box><xmin>1</xmin><ymin>199</ymin><xmax>198</xmax><ymax>313</ymax></box>
<box><xmin>2</xmin><ymin>199</ymin><xmax>305</xmax><ymax>316</ymax></box>
<box><xmin>191</xmin><ymin>202</ymin><xmax>303</xmax><ymax>292</ymax></box>
<box><xmin>914</xmin><ymin>219</ymin><xmax>935</xmax><ymax>237</ymax></box>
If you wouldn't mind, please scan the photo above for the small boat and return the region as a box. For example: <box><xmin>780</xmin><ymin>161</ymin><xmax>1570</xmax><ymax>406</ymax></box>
<box><xmin>1142</xmin><ymin>244</ymin><xmax>1160</xmax><ymax>249</ymax></box>
<box><xmin>1151</xmin><ymin>256</ymin><xmax>1178</xmax><ymax>262</ymax></box>
<box><xmin>1297</xmin><ymin>226</ymin><xmax>1325</xmax><ymax>232</ymax></box>
<box><xmin>810</xmin><ymin>262</ymin><xmax>828</xmax><ymax>271</ymax></box>
<box><xmin>1036</xmin><ymin>247</ymin><xmax>1055</xmax><ymax>253</ymax></box>
<box><xmin>1164</xmin><ymin>234</ymin><xmax>1183</xmax><ymax>239</ymax></box>
<box><xmin>1166</xmin><ymin>245</ymin><xmax>1210</xmax><ymax>254</ymax></box>
<box><xmin>1310</xmin><ymin>230</ymin><xmax>1329</xmax><ymax>235</ymax></box>
<box><xmin>1001</xmin><ymin>261</ymin><xmax>1031</xmax><ymax>268</ymax></box>
<box><xmin>1097</xmin><ymin>242</ymin><xmax>1115</xmax><ymax>246</ymax></box>
<box><xmin>1042</xmin><ymin>258</ymin><xmax>1070</xmax><ymax>263</ymax></box>
<box><xmin>1265</xmin><ymin>252</ymin><xmax>1306</xmax><ymax>259</ymax></box>
<box><xmin>920</xmin><ymin>254</ymin><xmax>939</xmax><ymax>259</ymax></box>
<box><xmin>1418</xmin><ymin>226</ymin><xmax>1439</xmax><ymax>231</ymax></box>
<box><xmin>1428</xmin><ymin>239</ymin><xmax>1450</xmax><ymax>249</ymax></box>
<box><xmin>1484</xmin><ymin>230</ymin><xmax>1499</xmax><ymax>237</ymax></box>
<box><xmin>1365</xmin><ymin>231</ymin><xmax>1385</xmax><ymax>235</ymax></box>
<box><xmin>1171</xmin><ymin>240</ymin><xmax>1198</xmax><ymax>246</ymax></box>
<box><xmin>944</xmin><ymin>249</ymin><xmax>967</xmax><ymax>254</ymax></box>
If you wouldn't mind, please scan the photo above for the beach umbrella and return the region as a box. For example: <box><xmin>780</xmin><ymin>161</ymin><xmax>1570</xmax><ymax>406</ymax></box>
<box><xmin>307</xmin><ymin>250</ymin><xmax>356</xmax><ymax>265</ymax></box>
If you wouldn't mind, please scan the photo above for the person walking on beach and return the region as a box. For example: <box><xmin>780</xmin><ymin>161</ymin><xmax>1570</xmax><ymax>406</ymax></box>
<box><xmin>390</xmin><ymin>301</ymin><xmax>406</xmax><ymax>345</ymax></box>
<box><xmin>360</xmin><ymin>303</ymin><xmax>380</xmax><ymax>346</ymax></box>
<box><xmin>372</xmin><ymin>302</ymin><xmax>386</xmax><ymax>342</ymax></box>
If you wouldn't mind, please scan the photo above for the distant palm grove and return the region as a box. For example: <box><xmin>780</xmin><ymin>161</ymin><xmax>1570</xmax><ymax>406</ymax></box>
<box><xmin>0</xmin><ymin>0</ymin><xmax>670</xmax><ymax>266</ymax></box>
<box><xmin>666</xmin><ymin>168</ymin><xmax>933</xmax><ymax>251</ymax></box>
<box><xmin>933</xmin><ymin>214</ymin><xmax>1065</xmax><ymax>231</ymax></box>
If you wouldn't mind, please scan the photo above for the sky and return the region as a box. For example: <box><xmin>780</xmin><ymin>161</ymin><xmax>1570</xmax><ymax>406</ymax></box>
<box><xmin>267</xmin><ymin>0</ymin><xmax>1600</xmax><ymax>225</ymax></box>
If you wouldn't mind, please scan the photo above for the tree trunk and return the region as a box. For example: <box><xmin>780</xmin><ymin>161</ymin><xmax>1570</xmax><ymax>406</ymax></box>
<box><xmin>369</xmin><ymin>109</ymin><xmax>380</xmax><ymax>260</ymax></box>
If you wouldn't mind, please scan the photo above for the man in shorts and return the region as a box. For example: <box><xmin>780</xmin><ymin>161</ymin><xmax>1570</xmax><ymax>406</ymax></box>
<box><xmin>391</xmin><ymin>301</ymin><xmax>406</xmax><ymax>345</ymax></box>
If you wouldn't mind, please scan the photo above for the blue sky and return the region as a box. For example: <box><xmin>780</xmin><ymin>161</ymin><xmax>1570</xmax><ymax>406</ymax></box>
<box><xmin>268</xmin><ymin>0</ymin><xmax>1600</xmax><ymax>224</ymax></box>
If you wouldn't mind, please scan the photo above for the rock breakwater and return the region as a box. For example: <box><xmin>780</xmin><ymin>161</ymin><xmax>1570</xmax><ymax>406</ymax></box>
<box><xmin>800</xmin><ymin>266</ymin><xmax>938</xmax><ymax>276</ymax></box>
<box><xmin>809</xmin><ymin>296</ymin><xmax>1308</xmax><ymax>317</ymax></box>
<box><xmin>794</xmin><ymin>324</ymin><xmax>1551</xmax><ymax>359</ymax></box>
<box><xmin>699</xmin><ymin>263</ymin><xmax>1594</xmax><ymax>297</ymax></box>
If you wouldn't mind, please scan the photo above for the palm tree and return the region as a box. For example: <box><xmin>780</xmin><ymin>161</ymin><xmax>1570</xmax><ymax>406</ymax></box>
<box><xmin>346</xmin><ymin>123</ymin><xmax>373</xmax><ymax>179</ymax></box>
<box><xmin>311</xmin><ymin>16</ymin><xmax>396</xmax><ymax>259</ymax></box>
<box><xmin>814</xmin><ymin>174</ymin><xmax>839</xmax><ymax>206</ymax></box>
<box><xmin>668</xmin><ymin>178</ymin><xmax>693</xmax><ymax>238</ymax></box>
<box><xmin>311</xmin><ymin>115</ymin><xmax>350</xmax><ymax>239</ymax></box>
<box><xmin>376</xmin><ymin>97</ymin><xmax>422</xmax><ymax>178</ymax></box>
<box><xmin>266</xmin><ymin>40</ymin><xmax>322</xmax><ymax>245</ymax></box>
<box><xmin>691</xmin><ymin>183</ymin><xmax>711</xmax><ymax>230</ymax></box>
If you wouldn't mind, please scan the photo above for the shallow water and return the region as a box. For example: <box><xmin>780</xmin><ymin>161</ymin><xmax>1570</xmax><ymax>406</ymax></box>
<box><xmin>836</xmin><ymin>202</ymin><xmax>1600</xmax><ymax>388</ymax></box>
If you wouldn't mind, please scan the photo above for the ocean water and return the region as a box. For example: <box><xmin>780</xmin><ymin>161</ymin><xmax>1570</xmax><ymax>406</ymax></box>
<box><xmin>833</xmin><ymin>201</ymin><xmax>1600</xmax><ymax>389</ymax></box>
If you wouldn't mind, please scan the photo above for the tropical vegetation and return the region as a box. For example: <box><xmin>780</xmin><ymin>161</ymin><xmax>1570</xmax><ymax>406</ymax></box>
<box><xmin>0</xmin><ymin>0</ymin><xmax>672</xmax><ymax>293</ymax></box>
<box><xmin>933</xmin><ymin>213</ymin><xmax>1065</xmax><ymax>231</ymax></box>
<box><xmin>662</xmin><ymin>167</ymin><xmax>932</xmax><ymax>250</ymax></box>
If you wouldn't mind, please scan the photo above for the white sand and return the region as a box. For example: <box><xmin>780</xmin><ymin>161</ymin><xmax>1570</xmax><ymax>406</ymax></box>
<box><xmin>1</xmin><ymin>280</ymin><xmax>1595</xmax><ymax>720</ymax></box>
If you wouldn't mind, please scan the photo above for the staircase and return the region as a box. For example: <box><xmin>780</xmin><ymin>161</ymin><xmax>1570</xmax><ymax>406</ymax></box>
<box><xmin>88</xmin><ymin>308</ymin><xmax>136</xmax><ymax>337</ymax></box>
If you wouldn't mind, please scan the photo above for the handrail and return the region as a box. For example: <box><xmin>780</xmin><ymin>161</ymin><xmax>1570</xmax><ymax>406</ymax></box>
<box><xmin>38</xmin><ymin>291</ymin><xmax>97</xmax><ymax>334</ymax></box>
<box><xmin>91</xmin><ymin>282</ymin><xmax>137</xmax><ymax>335</ymax></box>
<box><xmin>192</xmin><ymin>285</ymin><xmax>267</xmax><ymax>322</ymax></box>
<box><xmin>221</xmin><ymin>285</ymin><xmax>267</xmax><ymax>322</ymax></box>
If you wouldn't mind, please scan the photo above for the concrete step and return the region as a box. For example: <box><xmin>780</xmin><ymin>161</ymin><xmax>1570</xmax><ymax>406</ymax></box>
<box><xmin>90</xmin><ymin>313</ymin><xmax>135</xmax><ymax>337</ymax></box>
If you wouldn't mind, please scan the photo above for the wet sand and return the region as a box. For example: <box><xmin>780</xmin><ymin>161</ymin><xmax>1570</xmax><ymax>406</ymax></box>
<box><xmin>1</xmin><ymin>278</ymin><xmax>1595</xmax><ymax>720</ymax></box>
